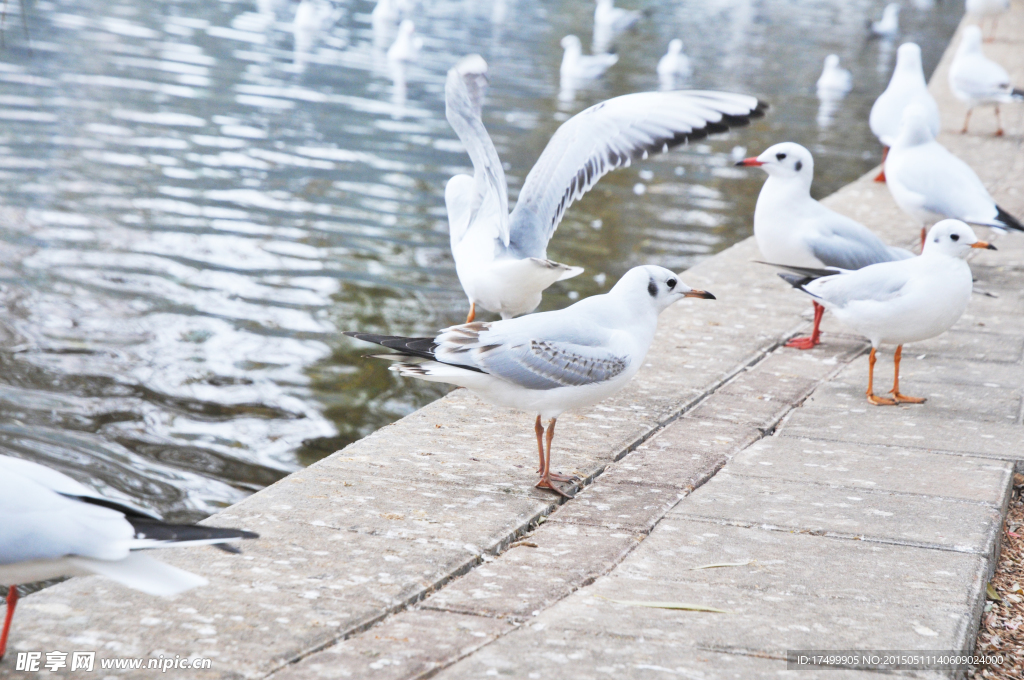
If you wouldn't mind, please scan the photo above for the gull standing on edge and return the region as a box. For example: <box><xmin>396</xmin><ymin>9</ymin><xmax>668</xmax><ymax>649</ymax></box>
<box><xmin>0</xmin><ymin>455</ymin><xmax>258</xmax><ymax>660</ymax></box>
<box><xmin>443</xmin><ymin>54</ymin><xmax>766</xmax><ymax>322</ymax></box>
<box><xmin>737</xmin><ymin>142</ymin><xmax>912</xmax><ymax>349</ymax></box>
<box><xmin>869</xmin><ymin>3</ymin><xmax>900</xmax><ymax>38</ymax></box>
<box><xmin>779</xmin><ymin>220</ymin><xmax>994</xmax><ymax>405</ymax></box>
<box><xmin>346</xmin><ymin>266</ymin><xmax>715</xmax><ymax>496</ymax></box>
<box><xmin>949</xmin><ymin>25</ymin><xmax>1023</xmax><ymax>136</ymax></box>
<box><xmin>966</xmin><ymin>0</ymin><xmax>1010</xmax><ymax>41</ymax></box>
<box><xmin>869</xmin><ymin>43</ymin><xmax>940</xmax><ymax>182</ymax></box>
<box><xmin>885</xmin><ymin>104</ymin><xmax>1024</xmax><ymax>247</ymax></box>
<box><xmin>657</xmin><ymin>40</ymin><xmax>692</xmax><ymax>90</ymax></box>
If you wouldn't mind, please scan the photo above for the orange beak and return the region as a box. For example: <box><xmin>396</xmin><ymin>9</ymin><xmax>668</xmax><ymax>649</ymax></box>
<box><xmin>683</xmin><ymin>289</ymin><xmax>716</xmax><ymax>300</ymax></box>
<box><xmin>971</xmin><ymin>241</ymin><xmax>997</xmax><ymax>250</ymax></box>
<box><xmin>735</xmin><ymin>157</ymin><xmax>763</xmax><ymax>167</ymax></box>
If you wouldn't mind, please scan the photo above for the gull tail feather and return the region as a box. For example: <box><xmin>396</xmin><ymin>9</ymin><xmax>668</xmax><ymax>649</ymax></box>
<box><xmin>778</xmin><ymin>273</ymin><xmax>824</xmax><ymax>299</ymax></box>
<box><xmin>754</xmin><ymin>261</ymin><xmax>843</xmax><ymax>278</ymax></box>
<box><xmin>995</xmin><ymin>205</ymin><xmax>1024</xmax><ymax>232</ymax></box>
<box><xmin>69</xmin><ymin>553</ymin><xmax>207</xmax><ymax>597</ymax></box>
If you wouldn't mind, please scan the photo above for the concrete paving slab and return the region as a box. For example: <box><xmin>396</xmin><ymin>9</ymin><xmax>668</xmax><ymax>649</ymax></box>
<box><xmin>434</xmin><ymin>628</ymin><xmax>881</xmax><ymax>680</ymax></box>
<box><xmin>891</xmin><ymin>355</ymin><xmax>1024</xmax><ymax>388</ymax></box>
<box><xmin>501</xmin><ymin>578</ymin><xmax>972</xmax><ymax>659</ymax></box>
<box><xmin>728</xmin><ymin>436</ymin><xmax>1013</xmax><ymax>503</ymax></box>
<box><xmin>421</xmin><ymin>523</ymin><xmax>640</xmax><ymax>620</ymax></box>
<box><xmin>617</xmin><ymin>519</ymin><xmax>989</xmax><ymax>609</ymax></box>
<box><xmin>779</xmin><ymin>407</ymin><xmax>1024</xmax><ymax>463</ymax></box>
<box><xmin>546</xmin><ymin>480</ymin><xmax>684</xmax><ymax>534</ymax></box>
<box><xmin>669</xmin><ymin>471</ymin><xmax>1003</xmax><ymax>555</ymax></box>
<box><xmin>268</xmin><ymin>610</ymin><xmax>514</xmax><ymax>680</ymax></box>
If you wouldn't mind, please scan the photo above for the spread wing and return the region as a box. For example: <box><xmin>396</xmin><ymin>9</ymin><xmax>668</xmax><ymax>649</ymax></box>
<box><xmin>507</xmin><ymin>90</ymin><xmax>767</xmax><ymax>257</ymax></box>
<box><xmin>444</xmin><ymin>54</ymin><xmax>510</xmax><ymax>246</ymax></box>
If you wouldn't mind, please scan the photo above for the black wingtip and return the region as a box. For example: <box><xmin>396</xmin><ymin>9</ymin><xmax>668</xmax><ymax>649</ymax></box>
<box><xmin>778</xmin><ymin>272</ymin><xmax>815</xmax><ymax>289</ymax></box>
<box><xmin>995</xmin><ymin>205</ymin><xmax>1024</xmax><ymax>232</ymax></box>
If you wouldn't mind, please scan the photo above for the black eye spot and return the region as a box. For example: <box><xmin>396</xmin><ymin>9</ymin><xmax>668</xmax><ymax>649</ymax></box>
<box><xmin>776</xmin><ymin>153</ymin><xmax>787</xmax><ymax>161</ymax></box>
<box><xmin>950</xmin><ymin>233</ymin><xmax>960</xmax><ymax>241</ymax></box>
<box><xmin>667</xmin><ymin>278</ymin><xmax>677</xmax><ymax>289</ymax></box>
<box><xmin>648</xmin><ymin>281</ymin><xmax>657</xmax><ymax>297</ymax></box>
<box><xmin>795</xmin><ymin>161</ymin><xmax>802</xmax><ymax>171</ymax></box>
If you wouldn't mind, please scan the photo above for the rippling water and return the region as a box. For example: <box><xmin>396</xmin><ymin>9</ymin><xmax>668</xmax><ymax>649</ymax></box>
<box><xmin>0</xmin><ymin>0</ymin><xmax>959</xmax><ymax>520</ymax></box>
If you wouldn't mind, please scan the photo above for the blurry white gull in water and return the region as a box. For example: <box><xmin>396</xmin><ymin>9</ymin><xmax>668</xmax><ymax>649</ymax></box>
<box><xmin>816</xmin><ymin>54</ymin><xmax>852</xmax><ymax>96</ymax></box>
<box><xmin>657</xmin><ymin>40</ymin><xmax>692</xmax><ymax>91</ymax></box>
<box><xmin>885</xmin><ymin>104</ymin><xmax>1024</xmax><ymax>247</ymax></box>
<box><xmin>869</xmin><ymin>43</ymin><xmax>940</xmax><ymax>181</ymax></box>
<box><xmin>778</xmin><ymin>221</ymin><xmax>994</xmax><ymax>405</ymax></box>
<box><xmin>292</xmin><ymin>0</ymin><xmax>342</xmax><ymax>70</ymax></box>
<box><xmin>346</xmin><ymin>266</ymin><xmax>715</xmax><ymax>496</ymax></box>
<box><xmin>441</xmin><ymin>54</ymin><xmax>766</xmax><ymax>322</ymax></box>
<box><xmin>387</xmin><ymin>20</ymin><xmax>422</xmax><ymax>63</ymax></box>
<box><xmin>948</xmin><ymin>25</ymin><xmax>1023</xmax><ymax>136</ymax></box>
<box><xmin>736</xmin><ymin>142</ymin><xmax>912</xmax><ymax>350</ymax></box>
<box><xmin>869</xmin><ymin>3</ymin><xmax>900</xmax><ymax>37</ymax></box>
<box><xmin>0</xmin><ymin>455</ymin><xmax>257</xmax><ymax>660</ymax></box>
<box><xmin>593</xmin><ymin>0</ymin><xmax>641</xmax><ymax>53</ymax></box>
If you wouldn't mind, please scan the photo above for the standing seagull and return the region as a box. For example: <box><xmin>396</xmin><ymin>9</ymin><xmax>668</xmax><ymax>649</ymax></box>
<box><xmin>779</xmin><ymin>220</ymin><xmax>994</xmax><ymax>405</ymax></box>
<box><xmin>869</xmin><ymin>43</ymin><xmax>940</xmax><ymax>182</ymax></box>
<box><xmin>346</xmin><ymin>266</ymin><xmax>715</xmax><ymax>496</ymax></box>
<box><xmin>737</xmin><ymin>143</ymin><xmax>912</xmax><ymax>349</ymax></box>
<box><xmin>0</xmin><ymin>455</ymin><xmax>257</xmax><ymax>660</ymax></box>
<box><xmin>966</xmin><ymin>0</ymin><xmax>1010</xmax><ymax>41</ymax></box>
<box><xmin>948</xmin><ymin>25</ymin><xmax>1023</xmax><ymax>136</ymax></box>
<box><xmin>444</xmin><ymin>55</ymin><xmax>766</xmax><ymax>322</ymax></box>
<box><xmin>885</xmin><ymin>104</ymin><xmax>1024</xmax><ymax>247</ymax></box>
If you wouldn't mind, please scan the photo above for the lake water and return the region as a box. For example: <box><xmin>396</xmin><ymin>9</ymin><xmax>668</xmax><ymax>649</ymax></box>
<box><xmin>0</xmin><ymin>0</ymin><xmax>960</xmax><ymax>520</ymax></box>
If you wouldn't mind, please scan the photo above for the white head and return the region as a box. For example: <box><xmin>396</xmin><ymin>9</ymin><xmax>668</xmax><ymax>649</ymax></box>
<box><xmin>895</xmin><ymin>102</ymin><xmax>937</xmax><ymax>147</ymax></box>
<box><xmin>883</xmin><ymin>3</ymin><xmax>900</xmax><ymax>20</ymax></box>
<box><xmin>823</xmin><ymin>54</ymin><xmax>840</xmax><ymax>70</ymax></box>
<box><xmin>609</xmin><ymin>265</ymin><xmax>715</xmax><ymax>314</ymax></box>
<box><xmin>923</xmin><ymin>220</ymin><xmax>994</xmax><ymax>258</ymax></box>
<box><xmin>737</xmin><ymin>142</ymin><xmax>814</xmax><ymax>190</ymax></box>
<box><xmin>960</xmin><ymin>25</ymin><xmax>983</xmax><ymax>53</ymax></box>
<box><xmin>561</xmin><ymin>35</ymin><xmax>582</xmax><ymax>53</ymax></box>
<box><xmin>596</xmin><ymin>0</ymin><xmax>612</xmax><ymax>9</ymax></box>
<box><xmin>668</xmin><ymin>39</ymin><xmax>684</xmax><ymax>54</ymax></box>
<box><xmin>894</xmin><ymin>42</ymin><xmax>924</xmax><ymax>77</ymax></box>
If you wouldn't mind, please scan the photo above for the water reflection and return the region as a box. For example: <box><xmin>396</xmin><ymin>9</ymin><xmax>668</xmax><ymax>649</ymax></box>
<box><xmin>0</xmin><ymin>0</ymin><xmax>960</xmax><ymax>520</ymax></box>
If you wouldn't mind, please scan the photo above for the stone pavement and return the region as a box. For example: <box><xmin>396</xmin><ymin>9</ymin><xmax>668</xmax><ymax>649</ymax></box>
<box><xmin>4</xmin><ymin>6</ymin><xmax>1024</xmax><ymax>680</ymax></box>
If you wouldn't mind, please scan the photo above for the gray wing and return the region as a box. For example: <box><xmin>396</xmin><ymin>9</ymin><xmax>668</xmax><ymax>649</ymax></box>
<box><xmin>507</xmin><ymin>90</ymin><xmax>766</xmax><ymax>258</ymax></box>
<box><xmin>805</xmin><ymin>263</ymin><xmax>912</xmax><ymax>309</ymax></box>
<box><xmin>805</xmin><ymin>215</ymin><xmax>913</xmax><ymax>270</ymax></box>
<box><xmin>433</xmin><ymin>323</ymin><xmax>628</xmax><ymax>390</ymax></box>
<box><xmin>445</xmin><ymin>54</ymin><xmax>510</xmax><ymax>246</ymax></box>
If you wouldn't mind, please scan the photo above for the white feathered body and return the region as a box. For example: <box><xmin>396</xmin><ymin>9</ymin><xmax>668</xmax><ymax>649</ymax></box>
<box><xmin>869</xmin><ymin>44</ymin><xmax>940</xmax><ymax>147</ymax></box>
<box><xmin>808</xmin><ymin>252</ymin><xmax>972</xmax><ymax>347</ymax></box>
<box><xmin>949</xmin><ymin>27</ymin><xmax>1021</xmax><ymax>108</ymax></box>
<box><xmin>966</xmin><ymin>0</ymin><xmax>1010</xmax><ymax>17</ymax></box>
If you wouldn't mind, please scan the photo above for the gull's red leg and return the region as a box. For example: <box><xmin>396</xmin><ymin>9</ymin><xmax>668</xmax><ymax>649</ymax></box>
<box><xmin>535</xmin><ymin>415</ymin><xmax>545</xmax><ymax>473</ymax></box>
<box><xmin>920</xmin><ymin>226</ymin><xmax>927</xmax><ymax>253</ymax></box>
<box><xmin>867</xmin><ymin>347</ymin><xmax>896</xmax><ymax>405</ymax></box>
<box><xmin>535</xmin><ymin>418</ymin><xmax>572</xmax><ymax>497</ymax></box>
<box><xmin>961</xmin><ymin>108</ymin><xmax>972</xmax><ymax>134</ymax></box>
<box><xmin>890</xmin><ymin>344</ymin><xmax>926</xmax><ymax>404</ymax></box>
<box><xmin>0</xmin><ymin>585</ymin><xmax>18</xmax><ymax>661</ymax></box>
<box><xmin>873</xmin><ymin>146</ymin><xmax>888</xmax><ymax>182</ymax></box>
<box><xmin>995</xmin><ymin>105</ymin><xmax>1004</xmax><ymax>137</ymax></box>
<box><xmin>466</xmin><ymin>302</ymin><xmax>476</xmax><ymax>324</ymax></box>
<box><xmin>786</xmin><ymin>301</ymin><xmax>825</xmax><ymax>350</ymax></box>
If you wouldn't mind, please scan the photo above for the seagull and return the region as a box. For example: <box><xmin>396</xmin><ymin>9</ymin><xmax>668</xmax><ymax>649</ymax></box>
<box><xmin>560</xmin><ymin>35</ymin><xmax>619</xmax><ymax>86</ymax></box>
<box><xmin>778</xmin><ymin>220</ymin><xmax>994</xmax><ymax>405</ymax></box>
<box><xmin>387</xmin><ymin>20</ymin><xmax>422</xmax><ymax>63</ymax></box>
<box><xmin>948</xmin><ymin>25</ymin><xmax>1023</xmax><ymax>136</ymax></box>
<box><xmin>443</xmin><ymin>55</ymin><xmax>766</xmax><ymax>323</ymax></box>
<box><xmin>966</xmin><ymin>0</ymin><xmax>1010</xmax><ymax>41</ymax></box>
<box><xmin>594</xmin><ymin>0</ymin><xmax>641</xmax><ymax>34</ymax></box>
<box><xmin>869</xmin><ymin>43</ymin><xmax>940</xmax><ymax>182</ymax></box>
<box><xmin>0</xmin><ymin>455</ymin><xmax>257</xmax><ymax>660</ymax></box>
<box><xmin>736</xmin><ymin>142</ymin><xmax>912</xmax><ymax>350</ymax></box>
<box><xmin>346</xmin><ymin>266</ymin><xmax>715</xmax><ymax>496</ymax></box>
<box><xmin>869</xmin><ymin>3</ymin><xmax>900</xmax><ymax>37</ymax></box>
<box><xmin>657</xmin><ymin>40</ymin><xmax>692</xmax><ymax>91</ymax></box>
<box><xmin>292</xmin><ymin>0</ymin><xmax>341</xmax><ymax>68</ymax></box>
<box><xmin>816</xmin><ymin>54</ymin><xmax>852</xmax><ymax>96</ymax></box>
<box><xmin>885</xmin><ymin>103</ymin><xmax>1024</xmax><ymax>247</ymax></box>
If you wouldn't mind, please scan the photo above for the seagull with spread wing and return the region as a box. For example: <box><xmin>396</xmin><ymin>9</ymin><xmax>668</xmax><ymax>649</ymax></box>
<box><xmin>347</xmin><ymin>266</ymin><xmax>715</xmax><ymax>496</ymax></box>
<box><xmin>0</xmin><ymin>455</ymin><xmax>257</xmax><ymax>660</ymax></box>
<box><xmin>443</xmin><ymin>54</ymin><xmax>766</xmax><ymax>323</ymax></box>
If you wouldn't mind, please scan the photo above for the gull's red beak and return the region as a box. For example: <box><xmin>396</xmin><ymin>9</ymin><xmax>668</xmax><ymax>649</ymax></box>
<box><xmin>970</xmin><ymin>241</ymin><xmax>997</xmax><ymax>250</ymax></box>
<box><xmin>735</xmin><ymin>157</ymin><xmax>764</xmax><ymax>167</ymax></box>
